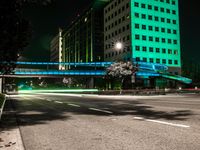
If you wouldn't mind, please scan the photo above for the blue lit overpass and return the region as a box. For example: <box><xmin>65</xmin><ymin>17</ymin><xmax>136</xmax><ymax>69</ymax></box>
<box><xmin>0</xmin><ymin>61</ymin><xmax>192</xmax><ymax>84</ymax></box>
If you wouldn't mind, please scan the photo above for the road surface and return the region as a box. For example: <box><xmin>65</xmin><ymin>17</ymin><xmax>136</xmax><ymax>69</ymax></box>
<box><xmin>6</xmin><ymin>93</ymin><xmax>200</xmax><ymax>150</ymax></box>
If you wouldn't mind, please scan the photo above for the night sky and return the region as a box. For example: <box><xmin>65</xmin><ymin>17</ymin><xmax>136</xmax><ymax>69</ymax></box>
<box><xmin>22</xmin><ymin>0</ymin><xmax>200</xmax><ymax>63</ymax></box>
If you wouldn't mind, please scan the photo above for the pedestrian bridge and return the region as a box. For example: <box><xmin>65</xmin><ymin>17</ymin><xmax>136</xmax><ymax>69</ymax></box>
<box><xmin>1</xmin><ymin>61</ymin><xmax>192</xmax><ymax>84</ymax></box>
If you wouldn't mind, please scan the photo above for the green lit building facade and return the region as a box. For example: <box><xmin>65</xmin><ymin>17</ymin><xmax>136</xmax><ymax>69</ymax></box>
<box><xmin>104</xmin><ymin>0</ymin><xmax>181</xmax><ymax>75</ymax></box>
<box><xmin>61</xmin><ymin>0</ymin><xmax>109</xmax><ymax>69</ymax></box>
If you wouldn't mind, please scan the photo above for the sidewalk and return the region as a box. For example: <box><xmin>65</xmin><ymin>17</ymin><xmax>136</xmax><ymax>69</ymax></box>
<box><xmin>0</xmin><ymin>99</ymin><xmax>24</xmax><ymax>150</ymax></box>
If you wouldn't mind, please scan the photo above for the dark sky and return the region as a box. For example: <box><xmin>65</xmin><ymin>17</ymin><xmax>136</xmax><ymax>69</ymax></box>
<box><xmin>22</xmin><ymin>0</ymin><xmax>200</xmax><ymax>63</ymax></box>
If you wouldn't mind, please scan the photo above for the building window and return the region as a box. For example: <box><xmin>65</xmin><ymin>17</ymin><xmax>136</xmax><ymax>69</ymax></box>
<box><xmin>156</xmin><ymin>59</ymin><xmax>160</xmax><ymax>63</ymax></box>
<box><xmin>135</xmin><ymin>34</ymin><xmax>140</xmax><ymax>40</ymax></box>
<box><xmin>135</xmin><ymin>13</ymin><xmax>139</xmax><ymax>18</ymax></box>
<box><xmin>149</xmin><ymin>47</ymin><xmax>153</xmax><ymax>52</ymax></box>
<box><xmin>142</xmin><ymin>35</ymin><xmax>147</xmax><ymax>40</ymax></box>
<box><xmin>155</xmin><ymin>16</ymin><xmax>159</xmax><ymax>21</ymax></box>
<box><xmin>168</xmin><ymin>39</ymin><xmax>172</xmax><ymax>44</ymax></box>
<box><xmin>154</xmin><ymin>6</ymin><xmax>158</xmax><ymax>11</ymax></box>
<box><xmin>142</xmin><ymin>14</ymin><xmax>146</xmax><ymax>19</ymax></box>
<box><xmin>172</xmin><ymin>0</ymin><xmax>176</xmax><ymax>5</ymax></box>
<box><xmin>172</xmin><ymin>10</ymin><xmax>176</xmax><ymax>14</ymax></box>
<box><xmin>166</xmin><ymin>0</ymin><xmax>170</xmax><ymax>4</ymax></box>
<box><xmin>149</xmin><ymin>36</ymin><xmax>153</xmax><ymax>41</ymax></box>
<box><xmin>148</xmin><ymin>15</ymin><xmax>153</xmax><ymax>20</ymax></box>
<box><xmin>148</xmin><ymin>5</ymin><xmax>152</xmax><ymax>10</ymax></box>
<box><xmin>168</xmin><ymin>59</ymin><xmax>172</xmax><ymax>64</ymax></box>
<box><xmin>135</xmin><ymin>46</ymin><xmax>140</xmax><ymax>51</ymax></box>
<box><xmin>156</xmin><ymin>48</ymin><xmax>160</xmax><ymax>53</ymax></box>
<box><xmin>142</xmin><ymin>46</ymin><xmax>147</xmax><ymax>51</ymax></box>
<box><xmin>142</xmin><ymin>25</ymin><xmax>146</xmax><ymax>30</ymax></box>
<box><xmin>167</xmin><ymin>19</ymin><xmax>171</xmax><ymax>23</ymax></box>
<box><xmin>173</xmin><ymin>20</ymin><xmax>176</xmax><ymax>24</ymax></box>
<box><xmin>134</xmin><ymin>2</ymin><xmax>139</xmax><ymax>7</ymax></box>
<box><xmin>162</xmin><ymin>38</ymin><xmax>166</xmax><ymax>43</ymax></box>
<box><xmin>173</xmin><ymin>40</ymin><xmax>177</xmax><ymax>44</ymax></box>
<box><xmin>166</xmin><ymin>9</ymin><xmax>170</xmax><ymax>13</ymax></box>
<box><xmin>162</xmin><ymin>48</ymin><xmax>166</xmax><ymax>53</ymax></box>
<box><xmin>141</xmin><ymin>3</ymin><xmax>146</xmax><ymax>8</ymax></box>
<box><xmin>174</xmin><ymin>50</ymin><xmax>178</xmax><ymax>55</ymax></box>
<box><xmin>160</xmin><ymin>7</ymin><xmax>164</xmax><ymax>12</ymax></box>
<box><xmin>167</xmin><ymin>29</ymin><xmax>171</xmax><ymax>33</ymax></box>
<box><xmin>148</xmin><ymin>26</ymin><xmax>153</xmax><ymax>30</ymax></box>
<box><xmin>155</xmin><ymin>37</ymin><xmax>159</xmax><ymax>42</ymax></box>
<box><xmin>173</xmin><ymin>30</ymin><xmax>177</xmax><ymax>34</ymax></box>
<box><xmin>161</xmin><ymin>28</ymin><xmax>165</xmax><ymax>32</ymax></box>
<box><xmin>161</xmin><ymin>18</ymin><xmax>165</xmax><ymax>22</ymax></box>
<box><xmin>127</xmin><ymin>24</ymin><xmax>130</xmax><ymax>30</ymax></box>
<box><xmin>143</xmin><ymin>58</ymin><xmax>147</xmax><ymax>62</ymax></box>
<box><xmin>149</xmin><ymin>58</ymin><xmax>154</xmax><ymax>63</ymax></box>
<box><xmin>155</xmin><ymin>26</ymin><xmax>159</xmax><ymax>32</ymax></box>
<box><xmin>135</xmin><ymin>23</ymin><xmax>139</xmax><ymax>29</ymax></box>
<box><xmin>162</xmin><ymin>59</ymin><xmax>166</xmax><ymax>64</ymax></box>
<box><xmin>168</xmin><ymin>49</ymin><xmax>172</xmax><ymax>54</ymax></box>
<box><xmin>174</xmin><ymin>60</ymin><xmax>178</xmax><ymax>65</ymax></box>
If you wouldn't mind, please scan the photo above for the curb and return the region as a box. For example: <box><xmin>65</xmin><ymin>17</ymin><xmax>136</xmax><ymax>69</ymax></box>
<box><xmin>0</xmin><ymin>94</ymin><xmax>6</xmax><ymax>121</ymax></box>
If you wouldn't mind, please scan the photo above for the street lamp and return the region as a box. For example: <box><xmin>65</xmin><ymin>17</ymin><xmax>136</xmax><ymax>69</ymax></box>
<box><xmin>115</xmin><ymin>42</ymin><xmax>123</xmax><ymax>50</ymax></box>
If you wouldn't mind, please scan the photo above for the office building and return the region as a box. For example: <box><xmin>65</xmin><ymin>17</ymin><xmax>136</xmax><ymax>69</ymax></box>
<box><xmin>104</xmin><ymin>0</ymin><xmax>181</xmax><ymax>75</ymax></box>
<box><xmin>61</xmin><ymin>0</ymin><xmax>109</xmax><ymax>69</ymax></box>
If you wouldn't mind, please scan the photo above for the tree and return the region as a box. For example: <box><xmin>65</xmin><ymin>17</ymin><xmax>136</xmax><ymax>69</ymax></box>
<box><xmin>0</xmin><ymin>0</ymin><xmax>52</xmax><ymax>74</ymax></box>
<box><xmin>106</xmin><ymin>61</ymin><xmax>138</xmax><ymax>93</ymax></box>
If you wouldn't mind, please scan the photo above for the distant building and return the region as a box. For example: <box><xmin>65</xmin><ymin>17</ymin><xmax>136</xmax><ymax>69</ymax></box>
<box><xmin>50</xmin><ymin>28</ymin><xmax>62</xmax><ymax>69</ymax></box>
<box><xmin>61</xmin><ymin>0</ymin><xmax>109</xmax><ymax>69</ymax></box>
<box><xmin>104</xmin><ymin>0</ymin><xmax>181</xmax><ymax>75</ymax></box>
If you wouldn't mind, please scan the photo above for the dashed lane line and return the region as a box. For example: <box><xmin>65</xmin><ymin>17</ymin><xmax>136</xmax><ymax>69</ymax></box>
<box><xmin>89</xmin><ymin>108</ymin><xmax>113</xmax><ymax>114</ymax></box>
<box><xmin>133</xmin><ymin>117</ymin><xmax>190</xmax><ymax>128</ymax></box>
<box><xmin>68</xmin><ymin>103</ymin><xmax>81</xmax><ymax>107</ymax></box>
<box><xmin>54</xmin><ymin>101</ymin><xmax>63</xmax><ymax>104</ymax></box>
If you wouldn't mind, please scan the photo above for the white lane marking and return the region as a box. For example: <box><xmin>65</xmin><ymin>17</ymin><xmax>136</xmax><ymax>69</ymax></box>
<box><xmin>46</xmin><ymin>99</ymin><xmax>52</xmax><ymax>102</ymax></box>
<box><xmin>133</xmin><ymin>117</ymin><xmax>190</xmax><ymax>128</ymax></box>
<box><xmin>68</xmin><ymin>103</ymin><xmax>81</xmax><ymax>107</ymax></box>
<box><xmin>89</xmin><ymin>108</ymin><xmax>113</xmax><ymax>114</ymax></box>
<box><xmin>54</xmin><ymin>101</ymin><xmax>63</xmax><ymax>104</ymax></box>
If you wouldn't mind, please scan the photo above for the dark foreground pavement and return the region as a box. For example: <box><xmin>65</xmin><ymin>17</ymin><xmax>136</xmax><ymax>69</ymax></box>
<box><xmin>1</xmin><ymin>93</ymin><xmax>200</xmax><ymax>150</ymax></box>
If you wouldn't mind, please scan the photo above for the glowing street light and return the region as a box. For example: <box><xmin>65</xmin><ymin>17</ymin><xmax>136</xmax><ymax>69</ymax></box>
<box><xmin>115</xmin><ymin>42</ymin><xmax>123</xmax><ymax>50</ymax></box>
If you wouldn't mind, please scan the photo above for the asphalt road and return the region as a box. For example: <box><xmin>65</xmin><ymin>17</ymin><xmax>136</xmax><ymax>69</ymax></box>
<box><xmin>7</xmin><ymin>93</ymin><xmax>200</xmax><ymax>150</ymax></box>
